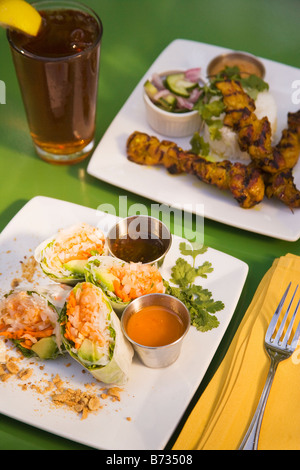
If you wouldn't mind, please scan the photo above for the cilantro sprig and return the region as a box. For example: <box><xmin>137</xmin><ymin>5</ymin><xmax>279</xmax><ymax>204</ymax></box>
<box><xmin>164</xmin><ymin>242</ymin><xmax>225</xmax><ymax>332</ymax></box>
<box><xmin>193</xmin><ymin>84</ymin><xmax>225</xmax><ymax>141</ymax></box>
<box><xmin>189</xmin><ymin>133</ymin><xmax>210</xmax><ymax>157</ymax></box>
<box><xmin>212</xmin><ymin>65</ymin><xmax>269</xmax><ymax>99</ymax></box>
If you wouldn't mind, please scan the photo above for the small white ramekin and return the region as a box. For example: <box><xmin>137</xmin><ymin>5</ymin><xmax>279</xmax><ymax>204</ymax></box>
<box><xmin>143</xmin><ymin>71</ymin><xmax>202</xmax><ymax>138</ymax></box>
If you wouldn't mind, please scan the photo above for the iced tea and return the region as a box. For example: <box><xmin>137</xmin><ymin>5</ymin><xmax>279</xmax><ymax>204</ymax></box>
<box><xmin>8</xmin><ymin>1</ymin><xmax>103</xmax><ymax>164</ymax></box>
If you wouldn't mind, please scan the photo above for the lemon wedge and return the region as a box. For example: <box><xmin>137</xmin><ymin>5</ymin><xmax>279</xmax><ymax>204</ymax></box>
<box><xmin>0</xmin><ymin>0</ymin><xmax>42</xmax><ymax>36</ymax></box>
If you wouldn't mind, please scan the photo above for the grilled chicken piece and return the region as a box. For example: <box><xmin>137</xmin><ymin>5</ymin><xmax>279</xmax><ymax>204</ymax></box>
<box><xmin>215</xmin><ymin>80</ymin><xmax>300</xmax><ymax>173</ymax></box>
<box><xmin>265</xmin><ymin>170</ymin><xmax>300</xmax><ymax>208</ymax></box>
<box><xmin>272</xmin><ymin>111</ymin><xmax>300</xmax><ymax>170</ymax></box>
<box><xmin>126</xmin><ymin>131</ymin><xmax>190</xmax><ymax>174</ymax></box>
<box><xmin>227</xmin><ymin>163</ymin><xmax>266</xmax><ymax>209</ymax></box>
<box><xmin>215</xmin><ymin>80</ymin><xmax>273</xmax><ymax>162</ymax></box>
<box><xmin>127</xmin><ymin>131</ymin><xmax>265</xmax><ymax>208</ymax></box>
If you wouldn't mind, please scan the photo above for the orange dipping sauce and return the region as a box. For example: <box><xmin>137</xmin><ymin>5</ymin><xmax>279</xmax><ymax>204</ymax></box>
<box><xmin>126</xmin><ymin>305</ymin><xmax>185</xmax><ymax>347</ymax></box>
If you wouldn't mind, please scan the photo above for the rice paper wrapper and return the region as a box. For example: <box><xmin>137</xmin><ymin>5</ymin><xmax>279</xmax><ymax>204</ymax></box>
<box><xmin>34</xmin><ymin>236</ymin><xmax>83</xmax><ymax>285</ymax></box>
<box><xmin>34</xmin><ymin>223</ymin><xmax>106</xmax><ymax>285</ymax></box>
<box><xmin>89</xmin><ymin>309</ymin><xmax>134</xmax><ymax>385</ymax></box>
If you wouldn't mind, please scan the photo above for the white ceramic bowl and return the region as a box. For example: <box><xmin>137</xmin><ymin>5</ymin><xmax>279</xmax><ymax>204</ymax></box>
<box><xmin>143</xmin><ymin>71</ymin><xmax>202</xmax><ymax>138</ymax></box>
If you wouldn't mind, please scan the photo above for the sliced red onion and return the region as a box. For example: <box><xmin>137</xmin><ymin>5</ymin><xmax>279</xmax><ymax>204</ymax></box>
<box><xmin>151</xmin><ymin>73</ymin><xmax>165</xmax><ymax>90</ymax></box>
<box><xmin>153</xmin><ymin>89</ymin><xmax>173</xmax><ymax>101</ymax></box>
<box><xmin>184</xmin><ymin>68</ymin><xmax>202</xmax><ymax>82</ymax></box>
<box><xmin>189</xmin><ymin>88</ymin><xmax>202</xmax><ymax>103</ymax></box>
<box><xmin>176</xmin><ymin>96</ymin><xmax>194</xmax><ymax>110</ymax></box>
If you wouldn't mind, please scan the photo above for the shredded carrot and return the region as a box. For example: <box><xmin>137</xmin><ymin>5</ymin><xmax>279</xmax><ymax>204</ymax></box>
<box><xmin>0</xmin><ymin>330</ymin><xmax>24</xmax><ymax>339</ymax></box>
<box><xmin>63</xmin><ymin>244</ymin><xmax>104</xmax><ymax>264</ymax></box>
<box><xmin>31</xmin><ymin>328</ymin><xmax>53</xmax><ymax>338</ymax></box>
<box><xmin>64</xmin><ymin>324</ymin><xmax>77</xmax><ymax>344</ymax></box>
<box><xmin>64</xmin><ymin>290</ymin><xmax>77</xmax><ymax>344</ymax></box>
<box><xmin>21</xmin><ymin>340</ymin><xmax>33</xmax><ymax>349</ymax></box>
<box><xmin>0</xmin><ymin>327</ymin><xmax>53</xmax><ymax>340</ymax></box>
<box><xmin>67</xmin><ymin>291</ymin><xmax>77</xmax><ymax>310</ymax></box>
<box><xmin>113</xmin><ymin>280</ymin><xmax>131</xmax><ymax>302</ymax></box>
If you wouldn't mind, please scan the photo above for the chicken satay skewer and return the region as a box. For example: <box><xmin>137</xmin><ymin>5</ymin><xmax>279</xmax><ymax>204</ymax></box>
<box><xmin>126</xmin><ymin>131</ymin><xmax>265</xmax><ymax>209</ymax></box>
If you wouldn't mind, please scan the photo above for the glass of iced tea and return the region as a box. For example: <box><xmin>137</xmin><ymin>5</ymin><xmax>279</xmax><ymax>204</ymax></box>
<box><xmin>7</xmin><ymin>1</ymin><xmax>103</xmax><ymax>164</ymax></box>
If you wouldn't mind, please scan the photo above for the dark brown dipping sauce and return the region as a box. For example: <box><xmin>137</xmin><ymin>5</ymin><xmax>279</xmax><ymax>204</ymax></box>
<box><xmin>110</xmin><ymin>237</ymin><xmax>166</xmax><ymax>263</ymax></box>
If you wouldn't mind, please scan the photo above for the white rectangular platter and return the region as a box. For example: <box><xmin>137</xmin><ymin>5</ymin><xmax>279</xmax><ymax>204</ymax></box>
<box><xmin>0</xmin><ymin>196</ymin><xmax>248</xmax><ymax>450</ymax></box>
<box><xmin>88</xmin><ymin>39</ymin><xmax>300</xmax><ymax>241</ymax></box>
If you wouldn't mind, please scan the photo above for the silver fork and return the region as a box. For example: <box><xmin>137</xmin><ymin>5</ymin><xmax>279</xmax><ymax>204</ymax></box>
<box><xmin>239</xmin><ymin>282</ymin><xmax>300</xmax><ymax>450</ymax></box>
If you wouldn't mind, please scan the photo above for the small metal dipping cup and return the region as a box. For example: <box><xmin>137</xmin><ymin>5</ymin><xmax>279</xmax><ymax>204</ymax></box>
<box><xmin>207</xmin><ymin>51</ymin><xmax>265</xmax><ymax>79</ymax></box>
<box><xmin>106</xmin><ymin>215</ymin><xmax>172</xmax><ymax>266</ymax></box>
<box><xmin>121</xmin><ymin>293</ymin><xmax>190</xmax><ymax>368</ymax></box>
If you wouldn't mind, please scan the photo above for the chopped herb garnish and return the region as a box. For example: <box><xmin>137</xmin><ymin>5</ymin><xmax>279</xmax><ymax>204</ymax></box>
<box><xmin>194</xmin><ymin>97</ymin><xmax>225</xmax><ymax>121</ymax></box>
<box><xmin>90</xmin><ymin>250</ymin><xmax>99</xmax><ymax>256</ymax></box>
<box><xmin>240</xmin><ymin>74</ymin><xmax>269</xmax><ymax>100</ymax></box>
<box><xmin>164</xmin><ymin>242</ymin><xmax>225</xmax><ymax>332</ymax></box>
<box><xmin>189</xmin><ymin>133</ymin><xmax>210</xmax><ymax>156</ymax></box>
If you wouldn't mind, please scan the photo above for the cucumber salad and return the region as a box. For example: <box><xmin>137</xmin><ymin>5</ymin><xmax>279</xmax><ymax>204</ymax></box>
<box><xmin>144</xmin><ymin>68</ymin><xmax>205</xmax><ymax>113</ymax></box>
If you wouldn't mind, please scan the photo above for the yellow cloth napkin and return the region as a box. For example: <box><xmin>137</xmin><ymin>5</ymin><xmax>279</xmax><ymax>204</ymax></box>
<box><xmin>173</xmin><ymin>253</ymin><xmax>300</xmax><ymax>450</ymax></box>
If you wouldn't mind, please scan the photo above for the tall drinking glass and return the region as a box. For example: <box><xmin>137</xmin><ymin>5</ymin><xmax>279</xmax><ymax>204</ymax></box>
<box><xmin>7</xmin><ymin>1</ymin><xmax>103</xmax><ymax>164</ymax></box>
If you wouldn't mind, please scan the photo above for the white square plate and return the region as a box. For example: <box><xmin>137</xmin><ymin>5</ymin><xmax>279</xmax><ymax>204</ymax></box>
<box><xmin>88</xmin><ymin>39</ymin><xmax>300</xmax><ymax>241</ymax></box>
<box><xmin>0</xmin><ymin>196</ymin><xmax>248</xmax><ymax>450</ymax></box>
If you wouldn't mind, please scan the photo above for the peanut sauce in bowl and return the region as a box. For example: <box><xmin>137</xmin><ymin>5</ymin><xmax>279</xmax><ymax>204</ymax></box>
<box><xmin>207</xmin><ymin>51</ymin><xmax>265</xmax><ymax>78</ymax></box>
<box><xmin>126</xmin><ymin>304</ymin><xmax>185</xmax><ymax>347</ymax></box>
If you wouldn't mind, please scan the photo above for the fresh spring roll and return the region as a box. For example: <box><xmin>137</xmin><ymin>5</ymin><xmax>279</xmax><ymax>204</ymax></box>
<box><xmin>0</xmin><ymin>290</ymin><xmax>63</xmax><ymax>359</ymax></box>
<box><xmin>34</xmin><ymin>223</ymin><xmax>106</xmax><ymax>284</ymax></box>
<box><xmin>84</xmin><ymin>255</ymin><xmax>165</xmax><ymax>315</ymax></box>
<box><xmin>59</xmin><ymin>282</ymin><xmax>134</xmax><ymax>385</ymax></box>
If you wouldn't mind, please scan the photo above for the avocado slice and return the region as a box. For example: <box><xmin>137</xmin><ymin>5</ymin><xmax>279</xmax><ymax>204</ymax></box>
<box><xmin>63</xmin><ymin>259</ymin><xmax>88</xmax><ymax>275</ymax></box>
<box><xmin>78</xmin><ymin>339</ymin><xmax>103</xmax><ymax>363</ymax></box>
<box><xmin>31</xmin><ymin>336</ymin><xmax>58</xmax><ymax>359</ymax></box>
<box><xmin>93</xmin><ymin>268</ymin><xmax>118</xmax><ymax>292</ymax></box>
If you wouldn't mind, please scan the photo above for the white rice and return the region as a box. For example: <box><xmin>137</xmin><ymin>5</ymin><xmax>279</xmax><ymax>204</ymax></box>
<box><xmin>203</xmin><ymin>90</ymin><xmax>277</xmax><ymax>162</ymax></box>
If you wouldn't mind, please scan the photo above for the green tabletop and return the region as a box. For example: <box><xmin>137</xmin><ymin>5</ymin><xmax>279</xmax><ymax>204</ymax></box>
<box><xmin>0</xmin><ymin>0</ymin><xmax>299</xmax><ymax>450</ymax></box>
